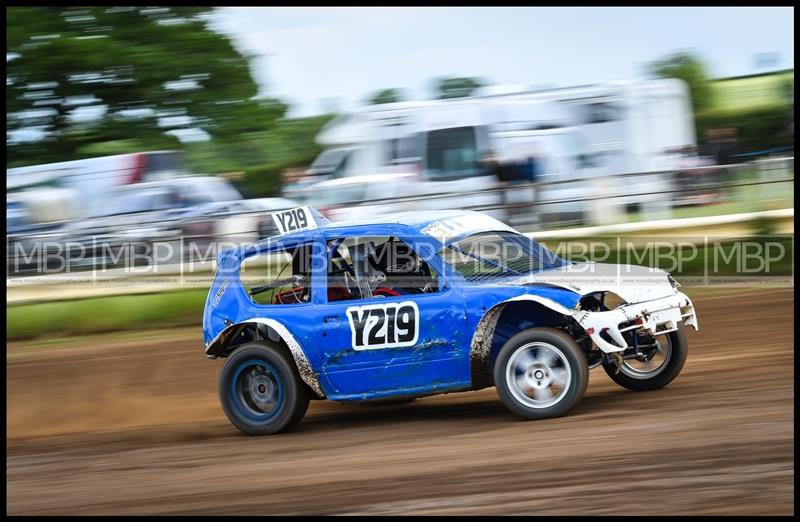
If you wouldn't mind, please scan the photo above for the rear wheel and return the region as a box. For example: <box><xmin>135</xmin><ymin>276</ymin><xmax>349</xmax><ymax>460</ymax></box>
<box><xmin>494</xmin><ymin>328</ymin><xmax>588</xmax><ymax>420</ymax></box>
<box><xmin>602</xmin><ymin>328</ymin><xmax>688</xmax><ymax>391</ymax></box>
<box><xmin>219</xmin><ymin>342</ymin><xmax>309</xmax><ymax>435</ymax></box>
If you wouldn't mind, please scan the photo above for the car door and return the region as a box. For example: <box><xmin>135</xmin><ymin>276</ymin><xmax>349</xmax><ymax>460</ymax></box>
<box><xmin>313</xmin><ymin>230</ymin><xmax>470</xmax><ymax>400</ymax></box>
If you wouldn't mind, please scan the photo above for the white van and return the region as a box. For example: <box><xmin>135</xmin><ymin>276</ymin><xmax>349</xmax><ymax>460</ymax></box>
<box><xmin>7</xmin><ymin>150</ymin><xmax>190</xmax><ymax>220</ymax></box>
<box><xmin>310</xmin><ymin>97</ymin><xmax>585</xmax><ymax>223</ymax></box>
<box><xmin>308</xmin><ymin>79</ymin><xmax>695</xmax><ymax>224</ymax></box>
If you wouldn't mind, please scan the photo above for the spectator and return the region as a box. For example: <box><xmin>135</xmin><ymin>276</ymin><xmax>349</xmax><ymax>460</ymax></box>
<box><xmin>524</xmin><ymin>154</ymin><xmax>541</xmax><ymax>184</ymax></box>
<box><xmin>479</xmin><ymin>152</ymin><xmax>501</xmax><ymax>181</ymax></box>
<box><xmin>501</xmin><ymin>154</ymin><xmax>531</xmax><ymax>225</ymax></box>
<box><xmin>704</xmin><ymin>127</ymin><xmax>739</xmax><ymax>166</ymax></box>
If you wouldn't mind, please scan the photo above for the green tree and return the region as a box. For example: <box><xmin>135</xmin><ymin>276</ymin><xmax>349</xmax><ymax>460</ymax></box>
<box><xmin>779</xmin><ymin>76</ymin><xmax>794</xmax><ymax>104</ymax></box>
<box><xmin>648</xmin><ymin>51</ymin><xmax>714</xmax><ymax>114</ymax></box>
<box><xmin>6</xmin><ymin>6</ymin><xmax>284</xmax><ymax>167</ymax></box>
<box><xmin>183</xmin><ymin>113</ymin><xmax>337</xmax><ymax>197</ymax></box>
<box><xmin>433</xmin><ymin>76</ymin><xmax>485</xmax><ymax>99</ymax></box>
<box><xmin>367</xmin><ymin>88</ymin><xmax>405</xmax><ymax>105</ymax></box>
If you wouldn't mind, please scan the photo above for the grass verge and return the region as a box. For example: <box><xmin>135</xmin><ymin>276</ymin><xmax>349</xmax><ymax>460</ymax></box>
<box><xmin>8</xmin><ymin>288</ymin><xmax>208</xmax><ymax>341</ymax></box>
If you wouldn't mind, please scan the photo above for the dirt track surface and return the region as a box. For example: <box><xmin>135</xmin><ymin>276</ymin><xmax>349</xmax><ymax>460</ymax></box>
<box><xmin>7</xmin><ymin>288</ymin><xmax>794</xmax><ymax>515</ymax></box>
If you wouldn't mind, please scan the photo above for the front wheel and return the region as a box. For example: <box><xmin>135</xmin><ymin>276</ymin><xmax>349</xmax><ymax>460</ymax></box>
<box><xmin>601</xmin><ymin>328</ymin><xmax>688</xmax><ymax>391</ymax></box>
<box><xmin>219</xmin><ymin>343</ymin><xmax>309</xmax><ymax>435</ymax></box>
<box><xmin>494</xmin><ymin>328</ymin><xmax>589</xmax><ymax>420</ymax></box>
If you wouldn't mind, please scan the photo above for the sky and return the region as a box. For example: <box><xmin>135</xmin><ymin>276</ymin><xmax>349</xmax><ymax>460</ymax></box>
<box><xmin>210</xmin><ymin>7</ymin><xmax>794</xmax><ymax>118</ymax></box>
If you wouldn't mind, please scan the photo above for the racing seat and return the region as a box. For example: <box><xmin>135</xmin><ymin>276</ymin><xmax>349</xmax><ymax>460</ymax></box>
<box><xmin>349</xmin><ymin>241</ymin><xmax>386</xmax><ymax>298</ymax></box>
<box><xmin>375</xmin><ymin>239</ymin><xmax>433</xmax><ymax>294</ymax></box>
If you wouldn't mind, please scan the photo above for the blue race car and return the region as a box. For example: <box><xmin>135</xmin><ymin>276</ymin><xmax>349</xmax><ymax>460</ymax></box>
<box><xmin>203</xmin><ymin>207</ymin><xmax>699</xmax><ymax>435</ymax></box>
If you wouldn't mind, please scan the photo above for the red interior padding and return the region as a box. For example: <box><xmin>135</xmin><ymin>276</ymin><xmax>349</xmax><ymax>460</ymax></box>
<box><xmin>274</xmin><ymin>285</ymin><xmax>305</xmax><ymax>304</ymax></box>
<box><xmin>328</xmin><ymin>285</ymin><xmax>353</xmax><ymax>302</ymax></box>
<box><xmin>274</xmin><ymin>284</ymin><xmax>400</xmax><ymax>304</ymax></box>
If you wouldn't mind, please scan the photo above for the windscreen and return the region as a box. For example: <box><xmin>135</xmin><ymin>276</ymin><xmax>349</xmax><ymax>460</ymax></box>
<box><xmin>440</xmin><ymin>231</ymin><xmax>567</xmax><ymax>282</ymax></box>
<box><xmin>309</xmin><ymin>148</ymin><xmax>351</xmax><ymax>176</ymax></box>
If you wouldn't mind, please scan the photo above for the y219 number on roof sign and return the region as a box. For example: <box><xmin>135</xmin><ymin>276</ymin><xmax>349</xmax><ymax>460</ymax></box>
<box><xmin>271</xmin><ymin>206</ymin><xmax>318</xmax><ymax>235</ymax></box>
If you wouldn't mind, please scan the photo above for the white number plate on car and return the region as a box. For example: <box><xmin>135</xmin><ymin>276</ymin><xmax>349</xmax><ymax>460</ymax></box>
<box><xmin>271</xmin><ymin>206</ymin><xmax>318</xmax><ymax>235</ymax></box>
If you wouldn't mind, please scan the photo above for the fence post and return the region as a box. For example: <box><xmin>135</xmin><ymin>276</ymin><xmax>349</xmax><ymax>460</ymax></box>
<box><xmin>640</xmin><ymin>172</ymin><xmax>674</xmax><ymax>222</ymax></box>
<box><xmin>587</xmin><ymin>175</ymin><xmax>623</xmax><ymax>225</ymax></box>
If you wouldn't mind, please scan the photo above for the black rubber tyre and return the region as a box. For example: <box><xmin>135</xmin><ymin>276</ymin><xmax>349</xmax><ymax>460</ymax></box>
<box><xmin>602</xmin><ymin>328</ymin><xmax>688</xmax><ymax>391</ymax></box>
<box><xmin>219</xmin><ymin>342</ymin><xmax>309</xmax><ymax>435</ymax></box>
<box><xmin>494</xmin><ymin>327</ymin><xmax>588</xmax><ymax>420</ymax></box>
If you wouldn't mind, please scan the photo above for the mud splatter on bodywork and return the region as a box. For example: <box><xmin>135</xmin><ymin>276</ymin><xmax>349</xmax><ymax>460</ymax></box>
<box><xmin>470</xmin><ymin>305</ymin><xmax>505</xmax><ymax>389</ymax></box>
<box><xmin>206</xmin><ymin>318</ymin><xmax>326</xmax><ymax>399</ymax></box>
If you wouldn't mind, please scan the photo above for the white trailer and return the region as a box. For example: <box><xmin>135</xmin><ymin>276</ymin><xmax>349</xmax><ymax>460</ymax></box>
<box><xmin>308</xmin><ymin>78</ymin><xmax>696</xmax><ymax>224</ymax></box>
<box><xmin>530</xmin><ymin>78</ymin><xmax>695</xmax><ymax>172</ymax></box>
<box><xmin>310</xmin><ymin>97</ymin><xmax>587</xmax><ymax>224</ymax></box>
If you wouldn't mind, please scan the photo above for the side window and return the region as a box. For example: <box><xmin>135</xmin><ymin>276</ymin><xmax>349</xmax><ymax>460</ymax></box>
<box><xmin>332</xmin><ymin>151</ymin><xmax>351</xmax><ymax>179</ymax></box>
<box><xmin>387</xmin><ymin>134</ymin><xmax>423</xmax><ymax>166</ymax></box>
<box><xmin>326</xmin><ymin>236</ymin><xmax>439</xmax><ymax>303</ymax></box>
<box><xmin>241</xmin><ymin>243</ymin><xmax>313</xmax><ymax>305</ymax></box>
<box><xmin>425</xmin><ymin>126</ymin><xmax>481</xmax><ymax>180</ymax></box>
<box><xmin>395</xmin><ymin>133</ymin><xmax>423</xmax><ymax>164</ymax></box>
<box><xmin>585</xmin><ymin>102</ymin><xmax>621</xmax><ymax>124</ymax></box>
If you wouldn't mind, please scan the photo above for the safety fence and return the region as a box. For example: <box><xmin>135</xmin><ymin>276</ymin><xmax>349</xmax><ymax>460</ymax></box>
<box><xmin>6</xmin><ymin>156</ymin><xmax>794</xmax><ymax>278</ymax></box>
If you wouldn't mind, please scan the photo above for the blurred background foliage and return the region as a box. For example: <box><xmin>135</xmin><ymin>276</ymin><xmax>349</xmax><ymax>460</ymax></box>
<box><xmin>649</xmin><ymin>51</ymin><xmax>716</xmax><ymax>114</ymax></box>
<box><xmin>367</xmin><ymin>88</ymin><xmax>406</xmax><ymax>105</ymax></box>
<box><xmin>433</xmin><ymin>76</ymin><xmax>486</xmax><ymax>99</ymax></box>
<box><xmin>195</xmin><ymin>113</ymin><xmax>337</xmax><ymax>197</ymax></box>
<box><xmin>7</xmin><ymin>7</ymin><xmax>279</xmax><ymax>163</ymax></box>
<box><xmin>650</xmin><ymin>52</ymin><xmax>793</xmax><ymax>153</ymax></box>
<box><xmin>6</xmin><ymin>6</ymin><xmax>334</xmax><ymax>197</ymax></box>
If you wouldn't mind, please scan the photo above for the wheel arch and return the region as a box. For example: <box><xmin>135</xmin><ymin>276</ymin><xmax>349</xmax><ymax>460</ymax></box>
<box><xmin>470</xmin><ymin>295</ymin><xmax>579</xmax><ymax>390</ymax></box>
<box><xmin>206</xmin><ymin>318</ymin><xmax>325</xmax><ymax>399</ymax></box>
